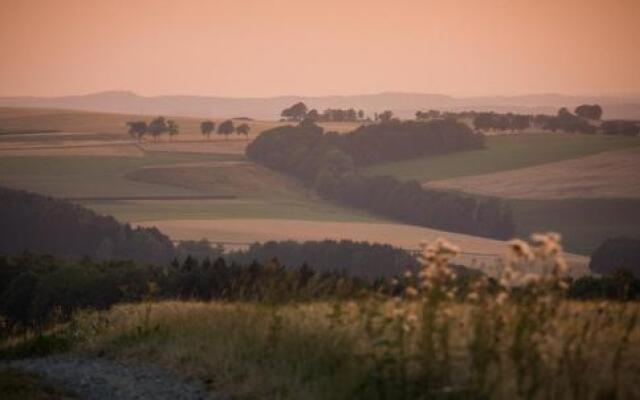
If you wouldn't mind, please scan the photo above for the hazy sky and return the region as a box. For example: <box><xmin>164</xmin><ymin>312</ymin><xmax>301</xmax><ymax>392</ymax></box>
<box><xmin>1</xmin><ymin>0</ymin><xmax>639</xmax><ymax>97</ymax></box>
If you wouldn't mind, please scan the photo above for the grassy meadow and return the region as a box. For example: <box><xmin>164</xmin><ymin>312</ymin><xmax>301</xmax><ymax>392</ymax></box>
<box><xmin>364</xmin><ymin>133</ymin><xmax>640</xmax><ymax>182</ymax></box>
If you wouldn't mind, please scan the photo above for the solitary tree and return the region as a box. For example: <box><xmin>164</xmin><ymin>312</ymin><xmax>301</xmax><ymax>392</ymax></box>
<box><xmin>167</xmin><ymin>120</ymin><xmax>179</xmax><ymax>141</ymax></box>
<box><xmin>378</xmin><ymin>110</ymin><xmax>393</xmax><ymax>122</ymax></box>
<box><xmin>217</xmin><ymin>119</ymin><xmax>235</xmax><ymax>140</ymax></box>
<box><xmin>306</xmin><ymin>109</ymin><xmax>320</xmax><ymax>122</ymax></box>
<box><xmin>126</xmin><ymin>121</ymin><xmax>147</xmax><ymax>141</ymax></box>
<box><xmin>358</xmin><ymin>110</ymin><xmax>365</xmax><ymax>120</ymax></box>
<box><xmin>575</xmin><ymin>104</ymin><xmax>603</xmax><ymax>120</ymax></box>
<box><xmin>281</xmin><ymin>102</ymin><xmax>308</xmax><ymax>121</ymax></box>
<box><xmin>236</xmin><ymin>123</ymin><xmax>250</xmax><ymax>139</ymax></box>
<box><xmin>200</xmin><ymin>120</ymin><xmax>215</xmax><ymax>139</ymax></box>
<box><xmin>148</xmin><ymin>117</ymin><xmax>168</xmax><ymax>141</ymax></box>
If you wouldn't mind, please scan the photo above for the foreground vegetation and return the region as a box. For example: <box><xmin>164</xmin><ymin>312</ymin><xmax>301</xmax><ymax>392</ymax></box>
<box><xmin>7</xmin><ymin>234</ymin><xmax>634</xmax><ymax>400</ymax></box>
<box><xmin>0</xmin><ymin>235</ymin><xmax>637</xmax><ymax>397</ymax></box>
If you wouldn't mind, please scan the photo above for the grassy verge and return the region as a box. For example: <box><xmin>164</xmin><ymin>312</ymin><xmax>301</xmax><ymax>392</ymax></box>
<box><xmin>364</xmin><ymin>133</ymin><xmax>640</xmax><ymax>182</ymax></box>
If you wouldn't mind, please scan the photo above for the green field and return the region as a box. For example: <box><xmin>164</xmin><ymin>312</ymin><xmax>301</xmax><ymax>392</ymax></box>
<box><xmin>84</xmin><ymin>198</ymin><xmax>381</xmax><ymax>223</ymax></box>
<box><xmin>0</xmin><ymin>153</ymin><xmax>222</xmax><ymax>198</ymax></box>
<box><xmin>0</xmin><ymin>152</ymin><xmax>382</xmax><ymax>224</ymax></box>
<box><xmin>364</xmin><ymin>133</ymin><xmax>640</xmax><ymax>182</ymax></box>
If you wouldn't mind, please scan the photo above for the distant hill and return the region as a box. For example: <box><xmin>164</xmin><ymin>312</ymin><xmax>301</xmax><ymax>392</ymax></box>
<box><xmin>0</xmin><ymin>186</ymin><xmax>176</xmax><ymax>264</ymax></box>
<box><xmin>1</xmin><ymin>91</ymin><xmax>639</xmax><ymax>120</ymax></box>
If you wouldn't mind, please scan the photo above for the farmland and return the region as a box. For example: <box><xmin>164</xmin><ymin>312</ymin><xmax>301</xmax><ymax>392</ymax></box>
<box><xmin>364</xmin><ymin>133</ymin><xmax>640</xmax><ymax>182</ymax></box>
<box><xmin>1</xmin><ymin>107</ymin><xmax>634</xmax><ymax>262</ymax></box>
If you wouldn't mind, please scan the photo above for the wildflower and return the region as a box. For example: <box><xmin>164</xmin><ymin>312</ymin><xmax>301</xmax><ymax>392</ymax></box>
<box><xmin>495</xmin><ymin>291</ymin><xmax>509</xmax><ymax>305</ymax></box>
<box><xmin>507</xmin><ymin>239</ymin><xmax>534</xmax><ymax>261</ymax></box>
<box><xmin>434</xmin><ymin>238</ymin><xmax>460</xmax><ymax>256</ymax></box>
<box><xmin>467</xmin><ymin>292</ymin><xmax>479</xmax><ymax>301</ymax></box>
<box><xmin>405</xmin><ymin>286</ymin><xmax>419</xmax><ymax>297</ymax></box>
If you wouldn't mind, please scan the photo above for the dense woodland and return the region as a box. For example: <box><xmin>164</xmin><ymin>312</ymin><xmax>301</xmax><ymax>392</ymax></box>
<box><xmin>2</xmin><ymin>250</ymin><xmax>638</xmax><ymax>332</ymax></box>
<box><xmin>0</xmin><ymin>187</ymin><xmax>175</xmax><ymax>264</ymax></box>
<box><xmin>247</xmin><ymin>120</ymin><xmax>515</xmax><ymax>239</ymax></box>
<box><xmin>590</xmin><ymin>237</ymin><xmax>640</xmax><ymax>277</ymax></box>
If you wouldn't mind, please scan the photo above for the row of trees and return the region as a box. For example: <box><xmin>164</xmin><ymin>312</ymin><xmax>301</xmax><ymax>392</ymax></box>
<box><xmin>126</xmin><ymin>117</ymin><xmax>179</xmax><ymax>141</ymax></box>
<box><xmin>281</xmin><ymin>102</ymin><xmax>367</xmax><ymax>123</ymax></box>
<box><xmin>3</xmin><ymin>241</ymin><xmax>637</xmax><ymax>330</ymax></box>
<box><xmin>0</xmin><ymin>186</ymin><xmax>176</xmax><ymax>265</ymax></box>
<box><xmin>200</xmin><ymin>120</ymin><xmax>250</xmax><ymax>140</ymax></box>
<box><xmin>416</xmin><ymin>104</ymin><xmax>638</xmax><ymax>136</ymax></box>
<box><xmin>247</xmin><ymin>121</ymin><xmax>515</xmax><ymax>239</ymax></box>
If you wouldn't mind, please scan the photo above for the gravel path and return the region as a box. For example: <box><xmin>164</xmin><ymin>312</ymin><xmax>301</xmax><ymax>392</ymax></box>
<box><xmin>5</xmin><ymin>356</ymin><xmax>218</xmax><ymax>400</ymax></box>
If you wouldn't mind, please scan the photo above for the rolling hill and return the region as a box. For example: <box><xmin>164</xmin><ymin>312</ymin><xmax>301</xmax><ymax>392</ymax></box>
<box><xmin>1</xmin><ymin>91</ymin><xmax>639</xmax><ymax>119</ymax></box>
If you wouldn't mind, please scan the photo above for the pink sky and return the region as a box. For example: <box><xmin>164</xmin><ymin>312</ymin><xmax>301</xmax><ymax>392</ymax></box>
<box><xmin>1</xmin><ymin>0</ymin><xmax>639</xmax><ymax>97</ymax></box>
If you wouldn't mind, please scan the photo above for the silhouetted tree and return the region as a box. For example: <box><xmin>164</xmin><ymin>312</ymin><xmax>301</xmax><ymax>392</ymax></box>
<box><xmin>167</xmin><ymin>119</ymin><xmax>179</xmax><ymax>141</ymax></box>
<box><xmin>358</xmin><ymin>110</ymin><xmax>365</xmax><ymax>120</ymax></box>
<box><xmin>575</xmin><ymin>104</ymin><xmax>603</xmax><ymax>120</ymax></box>
<box><xmin>306</xmin><ymin>109</ymin><xmax>320</xmax><ymax>122</ymax></box>
<box><xmin>218</xmin><ymin>119</ymin><xmax>235</xmax><ymax>140</ymax></box>
<box><xmin>236</xmin><ymin>123</ymin><xmax>250</xmax><ymax>139</ymax></box>
<box><xmin>281</xmin><ymin>102</ymin><xmax>308</xmax><ymax>121</ymax></box>
<box><xmin>378</xmin><ymin>110</ymin><xmax>393</xmax><ymax>122</ymax></box>
<box><xmin>148</xmin><ymin>117</ymin><xmax>168</xmax><ymax>141</ymax></box>
<box><xmin>126</xmin><ymin>121</ymin><xmax>147</xmax><ymax>141</ymax></box>
<box><xmin>200</xmin><ymin>120</ymin><xmax>215</xmax><ymax>140</ymax></box>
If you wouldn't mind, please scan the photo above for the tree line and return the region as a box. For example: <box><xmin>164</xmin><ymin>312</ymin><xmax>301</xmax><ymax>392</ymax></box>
<box><xmin>0</xmin><ymin>187</ymin><xmax>176</xmax><ymax>265</ymax></box>
<box><xmin>2</xmin><ymin>246</ymin><xmax>638</xmax><ymax>332</ymax></box>
<box><xmin>414</xmin><ymin>104</ymin><xmax>639</xmax><ymax>136</ymax></box>
<box><xmin>126</xmin><ymin>117</ymin><xmax>179</xmax><ymax>141</ymax></box>
<box><xmin>126</xmin><ymin>118</ymin><xmax>251</xmax><ymax>141</ymax></box>
<box><xmin>246</xmin><ymin>120</ymin><xmax>515</xmax><ymax>239</ymax></box>
<box><xmin>281</xmin><ymin>102</ymin><xmax>367</xmax><ymax>122</ymax></box>
<box><xmin>199</xmin><ymin>119</ymin><xmax>250</xmax><ymax>140</ymax></box>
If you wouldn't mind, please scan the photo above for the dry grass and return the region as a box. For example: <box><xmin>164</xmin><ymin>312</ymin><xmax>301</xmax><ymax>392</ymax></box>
<box><xmin>71</xmin><ymin>298</ymin><xmax>640</xmax><ymax>400</ymax></box>
<box><xmin>136</xmin><ymin>218</ymin><xmax>590</xmax><ymax>276</ymax></box>
<box><xmin>65</xmin><ymin>236</ymin><xmax>639</xmax><ymax>399</ymax></box>
<box><xmin>426</xmin><ymin>148</ymin><xmax>640</xmax><ymax>200</ymax></box>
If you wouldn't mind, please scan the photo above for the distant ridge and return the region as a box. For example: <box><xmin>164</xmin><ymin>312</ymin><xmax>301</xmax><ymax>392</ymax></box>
<box><xmin>1</xmin><ymin>91</ymin><xmax>639</xmax><ymax>120</ymax></box>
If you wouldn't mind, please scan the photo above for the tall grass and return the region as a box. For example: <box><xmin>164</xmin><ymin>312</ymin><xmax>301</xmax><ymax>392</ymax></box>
<box><xmin>66</xmin><ymin>234</ymin><xmax>640</xmax><ymax>399</ymax></box>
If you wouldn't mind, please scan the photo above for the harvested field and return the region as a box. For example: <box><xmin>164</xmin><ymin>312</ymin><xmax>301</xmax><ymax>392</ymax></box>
<box><xmin>425</xmin><ymin>147</ymin><xmax>640</xmax><ymax>199</ymax></box>
<box><xmin>137</xmin><ymin>218</ymin><xmax>590</xmax><ymax>276</ymax></box>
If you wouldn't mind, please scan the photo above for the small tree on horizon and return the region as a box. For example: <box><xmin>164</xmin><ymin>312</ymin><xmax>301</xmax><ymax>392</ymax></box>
<box><xmin>378</xmin><ymin>110</ymin><xmax>393</xmax><ymax>122</ymax></box>
<box><xmin>218</xmin><ymin>119</ymin><xmax>235</xmax><ymax>140</ymax></box>
<box><xmin>200</xmin><ymin>120</ymin><xmax>215</xmax><ymax>140</ymax></box>
<box><xmin>281</xmin><ymin>102</ymin><xmax>308</xmax><ymax>121</ymax></box>
<box><xmin>236</xmin><ymin>123</ymin><xmax>250</xmax><ymax>139</ymax></box>
<box><xmin>126</xmin><ymin>121</ymin><xmax>147</xmax><ymax>141</ymax></box>
<box><xmin>167</xmin><ymin>119</ymin><xmax>179</xmax><ymax>141</ymax></box>
<box><xmin>575</xmin><ymin>104</ymin><xmax>603</xmax><ymax>120</ymax></box>
<box><xmin>148</xmin><ymin>117</ymin><xmax>168</xmax><ymax>141</ymax></box>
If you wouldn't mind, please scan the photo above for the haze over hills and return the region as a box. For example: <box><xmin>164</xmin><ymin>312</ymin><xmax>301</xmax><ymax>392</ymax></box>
<box><xmin>1</xmin><ymin>91</ymin><xmax>639</xmax><ymax>120</ymax></box>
